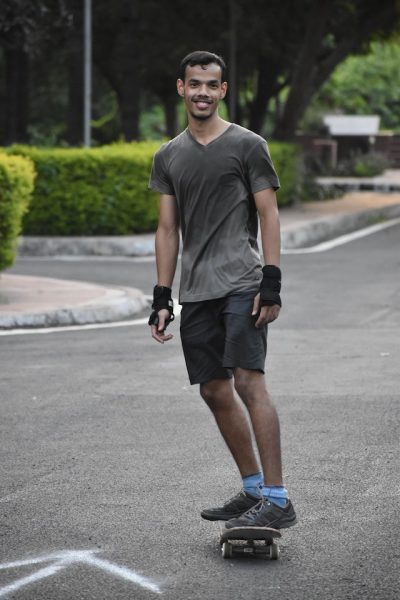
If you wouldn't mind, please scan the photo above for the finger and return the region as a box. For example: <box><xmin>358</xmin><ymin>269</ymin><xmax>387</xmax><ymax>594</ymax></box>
<box><xmin>255</xmin><ymin>308</ymin><xmax>268</xmax><ymax>328</ymax></box>
<box><xmin>157</xmin><ymin>313</ymin><xmax>166</xmax><ymax>332</ymax></box>
<box><xmin>258</xmin><ymin>305</ymin><xmax>281</xmax><ymax>326</ymax></box>
<box><xmin>151</xmin><ymin>325</ymin><xmax>165</xmax><ymax>343</ymax></box>
<box><xmin>150</xmin><ymin>325</ymin><xmax>173</xmax><ymax>344</ymax></box>
<box><xmin>255</xmin><ymin>306</ymin><xmax>274</xmax><ymax>328</ymax></box>
<box><xmin>252</xmin><ymin>293</ymin><xmax>260</xmax><ymax>316</ymax></box>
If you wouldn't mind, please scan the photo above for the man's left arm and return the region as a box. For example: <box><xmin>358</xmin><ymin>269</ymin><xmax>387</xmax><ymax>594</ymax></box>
<box><xmin>253</xmin><ymin>187</ymin><xmax>281</xmax><ymax>328</ymax></box>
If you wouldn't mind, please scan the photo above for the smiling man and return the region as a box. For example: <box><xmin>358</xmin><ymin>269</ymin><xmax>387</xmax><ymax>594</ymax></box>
<box><xmin>148</xmin><ymin>50</ymin><xmax>297</xmax><ymax>531</ymax></box>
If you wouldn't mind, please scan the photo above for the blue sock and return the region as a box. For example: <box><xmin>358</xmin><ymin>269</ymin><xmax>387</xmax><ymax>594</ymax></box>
<box><xmin>242</xmin><ymin>472</ymin><xmax>263</xmax><ymax>499</ymax></box>
<box><xmin>262</xmin><ymin>486</ymin><xmax>289</xmax><ymax>507</ymax></box>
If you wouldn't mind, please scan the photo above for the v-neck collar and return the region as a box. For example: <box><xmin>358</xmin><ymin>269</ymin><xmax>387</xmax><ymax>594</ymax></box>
<box><xmin>186</xmin><ymin>123</ymin><xmax>234</xmax><ymax>149</ymax></box>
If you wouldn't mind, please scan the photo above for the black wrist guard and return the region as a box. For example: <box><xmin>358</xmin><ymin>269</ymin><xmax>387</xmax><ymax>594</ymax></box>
<box><xmin>259</xmin><ymin>265</ymin><xmax>282</xmax><ymax>307</ymax></box>
<box><xmin>148</xmin><ymin>285</ymin><xmax>174</xmax><ymax>329</ymax></box>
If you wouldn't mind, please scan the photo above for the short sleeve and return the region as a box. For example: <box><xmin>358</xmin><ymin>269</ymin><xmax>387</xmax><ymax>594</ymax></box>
<box><xmin>245</xmin><ymin>139</ymin><xmax>280</xmax><ymax>193</ymax></box>
<box><xmin>149</xmin><ymin>148</ymin><xmax>175</xmax><ymax>196</ymax></box>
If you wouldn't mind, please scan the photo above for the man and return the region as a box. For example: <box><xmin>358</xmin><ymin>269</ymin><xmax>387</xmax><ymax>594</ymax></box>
<box><xmin>148</xmin><ymin>50</ymin><xmax>297</xmax><ymax>530</ymax></box>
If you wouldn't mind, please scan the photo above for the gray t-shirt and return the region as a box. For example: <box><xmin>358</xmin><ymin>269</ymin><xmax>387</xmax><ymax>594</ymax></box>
<box><xmin>149</xmin><ymin>123</ymin><xmax>280</xmax><ymax>302</ymax></box>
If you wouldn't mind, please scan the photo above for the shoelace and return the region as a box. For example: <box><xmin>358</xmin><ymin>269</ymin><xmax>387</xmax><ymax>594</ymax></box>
<box><xmin>243</xmin><ymin>499</ymin><xmax>270</xmax><ymax>519</ymax></box>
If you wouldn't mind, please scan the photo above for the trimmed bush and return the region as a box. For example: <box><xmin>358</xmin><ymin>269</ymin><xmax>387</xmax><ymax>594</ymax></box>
<box><xmin>0</xmin><ymin>154</ymin><xmax>35</xmax><ymax>271</ymax></box>
<box><xmin>7</xmin><ymin>140</ymin><xmax>300</xmax><ymax>236</ymax></box>
<box><xmin>9</xmin><ymin>143</ymin><xmax>160</xmax><ymax>235</ymax></box>
<box><xmin>269</xmin><ymin>142</ymin><xmax>301</xmax><ymax>206</ymax></box>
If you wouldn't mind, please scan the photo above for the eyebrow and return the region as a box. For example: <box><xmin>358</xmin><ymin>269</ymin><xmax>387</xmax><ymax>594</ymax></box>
<box><xmin>188</xmin><ymin>78</ymin><xmax>220</xmax><ymax>85</ymax></box>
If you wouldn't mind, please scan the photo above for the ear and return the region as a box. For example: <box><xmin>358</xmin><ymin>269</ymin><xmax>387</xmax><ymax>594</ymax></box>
<box><xmin>220</xmin><ymin>81</ymin><xmax>228</xmax><ymax>100</ymax></box>
<box><xmin>176</xmin><ymin>79</ymin><xmax>185</xmax><ymax>97</ymax></box>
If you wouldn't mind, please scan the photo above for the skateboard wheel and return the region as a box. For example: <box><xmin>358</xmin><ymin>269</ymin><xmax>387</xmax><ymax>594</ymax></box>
<box><xmin>221</xmin><ymin>542</ymin><xmax>233</xmax><ymax>558</ymax></box>
<box><xmin>269</xmin><ymin>543</ymin><xmax>280</xmax><ymax>560</ymax></box>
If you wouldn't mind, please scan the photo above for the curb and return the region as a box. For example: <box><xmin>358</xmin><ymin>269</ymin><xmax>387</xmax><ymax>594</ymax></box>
<box><xmin>17</xmin><ymin>203</ymin><xmax>400</xmax><ymax>257</ymax></box>
<box><xmin>18</xmin><ymin>235</ymin><xmax>155</xmax><ymax>258</ymax></box>
<box><xmin>0</xmin><ymin>276</ymin><xmax>148</xmax><ymax>330</ymax></box>
<box><xmin>281</xmin><ymin>203</ymin><xmax>400</xmax><ymax>249</ymax></box>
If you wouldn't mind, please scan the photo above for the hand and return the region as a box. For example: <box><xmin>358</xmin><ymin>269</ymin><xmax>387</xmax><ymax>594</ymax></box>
<box><xmin>252</xmin><ymin>293</ymin><xmax>281</xmax><ymax>328</ymax></box>
<box><xmin>150</xmin><ymin>308</ymin><xmax>174</xmax><ymax>344</ymax></box>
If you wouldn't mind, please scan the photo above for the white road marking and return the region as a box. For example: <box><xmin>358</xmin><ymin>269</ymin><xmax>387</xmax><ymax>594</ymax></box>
<box><xmin>0</xmin><ymin>299</ymin><xmax>180</xmax><ymax>337</ymax></box>
<box><xmin>2</xmin><ymin>218</ymin><xmax>398</xmax><ymax>337</ymax></box>
<box><xmin>0</xmin><ymin>550</ymin><xmax>162</xmax><ymax>596</ymax></box>
<box><xmin>282</xmin><ymin>217</ymin><xmax>400</xmax><ymax>254</ymax></box>
<box><xmin>0</xmin><ymin>317</ymin><xmax>148</xmax><ymax>336</ymax></box>
<box><xmin>0</xmin><ymin>563</ymin><xmax>66</xmax><ymax>598</ymax></box>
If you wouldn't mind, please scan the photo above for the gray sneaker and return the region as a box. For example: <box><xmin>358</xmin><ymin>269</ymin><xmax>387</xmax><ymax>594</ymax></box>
<box><xmin>225</xmin><ymin>498</ymin><xmax>297</xmax><ymax>530</ymax></box>
<box><xmin>201</xmin><ymin>490</ymin><xmax>260</xmax><ymax>521</ymax></box>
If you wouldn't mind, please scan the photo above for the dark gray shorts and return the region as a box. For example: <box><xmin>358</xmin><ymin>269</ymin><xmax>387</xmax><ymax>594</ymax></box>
<box><xmin>180</xmin><ymin>292</ymin><xmax>268</xmax><ymax>385</ymax></box>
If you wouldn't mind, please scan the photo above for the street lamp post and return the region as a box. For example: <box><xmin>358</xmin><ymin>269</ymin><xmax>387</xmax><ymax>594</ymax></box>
<box><xmin>229</xmin><ymin>0</ymin><xmax>237</xmax><ymax>123</ymax></box>
<box><xmin>83</xmin><ymin>0</ymin><xmax>92</xmax><ymax>147</ymax></box>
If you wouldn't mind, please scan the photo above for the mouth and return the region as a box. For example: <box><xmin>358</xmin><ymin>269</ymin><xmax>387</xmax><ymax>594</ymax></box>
<box><xmin>193</xmin><ymin>99</ymin><xmax>212</xmax><ymax>110</ymax></box>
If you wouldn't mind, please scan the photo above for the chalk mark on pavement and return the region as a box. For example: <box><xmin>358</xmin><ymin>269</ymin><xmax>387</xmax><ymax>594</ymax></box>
<box><xmin>0</xmin><ymin>549</ymin><xmax>162</xmax><ymax>597</ymax></box>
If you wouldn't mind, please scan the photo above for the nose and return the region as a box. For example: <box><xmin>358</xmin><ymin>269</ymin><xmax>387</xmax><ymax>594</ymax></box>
<box><xmin>198</xmin><ymin>83</ymin><xmax>209</xmax><ymax>96</ymax></box>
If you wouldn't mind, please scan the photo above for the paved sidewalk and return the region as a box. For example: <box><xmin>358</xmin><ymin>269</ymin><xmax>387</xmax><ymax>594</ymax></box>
<box><xmin>1</xmin><ymin>190</ymin><xmax>400</xmax><ymax>329</ymax></box>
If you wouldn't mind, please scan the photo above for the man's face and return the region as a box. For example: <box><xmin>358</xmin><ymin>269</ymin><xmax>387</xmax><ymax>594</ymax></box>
<box><xmin>177</xmin><ymin>63</ymin><xmax>227</xmax><ymax>121</ymax></box>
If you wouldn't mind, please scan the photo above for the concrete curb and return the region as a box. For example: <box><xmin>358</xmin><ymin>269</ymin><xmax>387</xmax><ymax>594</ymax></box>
<box><xmin>17</xmin><ymin>203</ymin><xmax>400</xmax><ymax>257</ymax></box>
<box><xmin>281</xmin><ymin>203</ymin><xmax>400</xmax><ymax>249</ymax></box>
<box><xmin>18</xmin><ymin>235</ymin><xmax>155</xmax><ymax>257</ymax></box>
<box><xmin>0</xmin><ymin>275</ymin><xmax>148</xmax><ymax>329</ymax></box>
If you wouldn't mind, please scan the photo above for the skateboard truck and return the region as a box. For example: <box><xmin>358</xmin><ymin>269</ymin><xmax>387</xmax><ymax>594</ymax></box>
<box><xmin>219</xmin><ymin>524</ymin><xmax>281</xmax><ymax>560</ymax></box>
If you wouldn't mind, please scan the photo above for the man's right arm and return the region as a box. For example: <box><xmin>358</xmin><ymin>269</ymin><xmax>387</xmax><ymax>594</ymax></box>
<box><xmin>150</xmin><ymin>194</ymin><xmax>180</xmax><ymax>343</ymax></box>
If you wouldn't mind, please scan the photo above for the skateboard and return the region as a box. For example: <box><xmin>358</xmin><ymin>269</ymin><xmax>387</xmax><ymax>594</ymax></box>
<box><xmin>219</xmin><ymin>523</ymin><xmax>281</xmax><ymax>559</ymax></box>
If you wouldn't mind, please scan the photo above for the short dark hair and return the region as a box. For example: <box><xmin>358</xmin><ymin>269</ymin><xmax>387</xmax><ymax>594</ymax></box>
<box><xmin>179</xmin><ymin>51</ymin><xmax>227</xmax><ymax>82</ymax></box>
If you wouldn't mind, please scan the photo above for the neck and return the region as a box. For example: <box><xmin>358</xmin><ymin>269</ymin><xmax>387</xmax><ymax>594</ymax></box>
<box><xmin>187</xmin><ymin>113</ymin><xmax>230</xmax><ymax>144</ymax></box>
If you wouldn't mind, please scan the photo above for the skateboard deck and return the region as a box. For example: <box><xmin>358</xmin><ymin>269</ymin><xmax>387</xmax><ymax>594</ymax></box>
<box><xmin>219</xmin><ymin>523</ymin><xmax>281</xmax><ymax>559</ymax></box>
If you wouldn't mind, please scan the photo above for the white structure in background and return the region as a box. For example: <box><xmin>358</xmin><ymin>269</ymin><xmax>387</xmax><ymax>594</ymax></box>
<box><xmin>323</xmin><ymin>115</ymin><xmax>380</xmax><ymax>137</ymax></box>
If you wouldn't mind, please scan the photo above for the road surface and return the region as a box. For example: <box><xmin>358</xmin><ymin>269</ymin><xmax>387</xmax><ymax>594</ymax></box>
<box><xmin>1</xmin><ymin>224</ymin><xmax>399</xmax><ymax>599</ymax></box>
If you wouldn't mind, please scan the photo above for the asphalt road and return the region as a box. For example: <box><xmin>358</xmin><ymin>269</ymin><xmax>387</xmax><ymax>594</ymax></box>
<box><xmin>1</xmin><ymin>224</ymin><xmax>399</xmax><ymax>600</ymax></box>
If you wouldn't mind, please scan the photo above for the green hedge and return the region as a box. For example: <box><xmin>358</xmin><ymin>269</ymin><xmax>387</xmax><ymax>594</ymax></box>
<box><xmin>7</xmin><ymin>141</ymin><xmax>300</xmax><ymax>236</ymax></box>
<box><xmin>8</xmin><ymin>143</ymin><xmax>160</xmax><ymax>235</ymax></box>
<box><xmin>0</xmin><ymin>154</ymin><xmax>35</xmax><ymax>271</ymax></box>
<box><xmin>269</xmin><ymin>142</ymin><xmax>301</xmax><ymax>206</ymax></box>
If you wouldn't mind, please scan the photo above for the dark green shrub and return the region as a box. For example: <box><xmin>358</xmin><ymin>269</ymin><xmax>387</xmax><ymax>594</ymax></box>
<box><xmin>269</xmin><ymin>142</ymin><xmax>301</xmax><ymax>206</ymax></box>
<box><xmin>353</xmin><ymin>151</ymin><xmax>390</xmax><ymax>177</ymax></box>
<box><xmin>0</xmin><ymin>154</ymin><xmax>35</xmax><ymax>271</ymax></box>
<box><xmin>7</xmin><ymin>141</ymin><xmax>301</xmax><ymax>236</ymax></box>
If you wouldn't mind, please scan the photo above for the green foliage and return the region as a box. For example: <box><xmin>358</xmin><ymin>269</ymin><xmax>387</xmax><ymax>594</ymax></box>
<box><xmin>353</xmin><ymin>152</ymin><xmax>390</xmax><ymax>177</ymax></box>
<box><xmin>334</xmin><ymin>151</ymin><xmax>391</xmax><ymax>177</ymax></box>
<box><xmin>7</xmin><ymin>143</ymin><xmax>161</xmax><ymax>235</ymax></box>
<box><xmin>303</xmin><ymin>40</ymin><xmax>400</xmax><ymax>132</ymax></box>
<box><xmin>5</xmin><ymin>141</ymin><xmax>300</xmax><ymax>236</ymax></box>
<box><xmin>269</xmin><ymin>142</ymin><xmax>301</xmax><ymax>205</ymax></box>
<box><xmin>0</xmin><ymin>153</ymin><xmax>35</xmax><ymax>270</ymax></box>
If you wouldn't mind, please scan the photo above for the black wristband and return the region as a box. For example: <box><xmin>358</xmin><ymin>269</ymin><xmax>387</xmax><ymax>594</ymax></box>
<box><xmin>148</xmin><ymin>285</ymin><xmax>174</xmax><ymax>328</ymax></box>
<box><xmin>151</xmin><ymin>285</ymin><xmax>173</xmax><ymax>312</ymax></box>
<box><xmin>259</xmin><ymin>265</ymin><xmax>282</xmax><ymax>307</ymax></box>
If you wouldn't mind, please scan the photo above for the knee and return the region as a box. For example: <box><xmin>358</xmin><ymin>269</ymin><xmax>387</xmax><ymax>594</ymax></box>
<box><xmin>234</xmin><ymin>370</ymin><xmax>267</xmax><ymax>406</ymax></box>
<box><xmin>200</xmin><ymin>380</ymin><xmax>232</xmax><ymax>412</ymax></box>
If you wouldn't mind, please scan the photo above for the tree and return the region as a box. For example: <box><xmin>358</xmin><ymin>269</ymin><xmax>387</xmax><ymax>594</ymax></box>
<box><xmin>271</xmin><ymin>0</ymin><xmax>400</xmax><ymax>139</ymax></box>
<box><xmin>303</xmin><ymin>39</ymin><xmax>400</xmax><ymax>132</ymax></box>
<box><xmin>1</xmin><ymin>0</ymin><xmax>399</xmax><ymax>145</ymax></box>
<box><xmin>222</xmin><ymin>0</ymin><xmax>400</xmax><ymax>139</ymax></box>
<box><xmin>0</xmin><ymin>0</ymin><xmax>70</xmax><ymax>144</ymax></box>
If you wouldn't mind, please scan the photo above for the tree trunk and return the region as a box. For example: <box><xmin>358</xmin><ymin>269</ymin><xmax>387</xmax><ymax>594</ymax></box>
<box><xmin>248</xmin><ymin>58</ymin><xmax>280</xmax><ymax>134</ymax></box>
<box><xmin>3</xmin><ymin>46</ymin><xmax>29</xmax><ymax>144</ymax></box>
<box><xmin>118</xmin><ymin>85</ymin><xmax>140</xmax><ymax>141</ymax></box>
<box><xmin>273</xmin><ymin>0</ymin><xmax>332</xmax><ymax>140</ymax></box>
<box><xmin>163</xmin><ymin>95</ymin><xmax>178</xmax><ymax>138</ymax></box>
